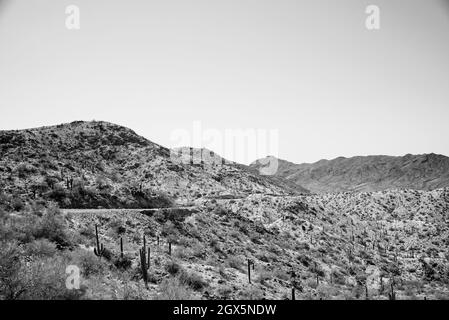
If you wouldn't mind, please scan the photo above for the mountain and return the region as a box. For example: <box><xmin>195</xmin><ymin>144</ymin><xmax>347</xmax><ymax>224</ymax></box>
<box><xmin>0</xmin><ymin>121</ymin><xmax>306</xmax><ymax>210</ymax></box>
<box><xmin>172</xmin><ymin>147</ymin><xmax>309</xmax><ymax>195</ymax></box>
<box><xmin>251</xmin><ymin>154</ymin><xmax>449</xmax><ymax>194</ymax></box>
<box><xmin>1</xmin><ymin>121</ymin><xmax>449</xmax><ymax>300</ymax></box>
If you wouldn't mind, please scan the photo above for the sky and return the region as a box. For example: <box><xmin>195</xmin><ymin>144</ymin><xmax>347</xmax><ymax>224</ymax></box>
<box><xmin>0</xmin><ymin>0</ymin><xmax>448</xmax><ymax>164</ymax></box>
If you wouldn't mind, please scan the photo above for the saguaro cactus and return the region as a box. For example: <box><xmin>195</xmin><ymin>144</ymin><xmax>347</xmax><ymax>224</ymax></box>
<box><xmin>291</xmin><ymin>288</ymin><xmax>295</xmax><ymax>300</ymax></box>
<box><xmin>120</xmin><ymin>237</ymin><xmax>124</xmax><ymax>258</ymax></box>
<box><xmin>314</xmin><ymin>262</ymin><xmax>320</xmax><ymax>285</ymax></box>
<box><xmin>247</xmin><ymin>259</ymin><xmax>255</xmax><ymax>284</ymax></box>
<box><xmin>140</xmin><ymin>234</ymin><xmax>150</xmax><ymax>270</ymax></box>
<box><xmin>379</xmin><ymin>275</ymin><xmax>384</xmax><ymax>294</ymax></box>
<box><xmin>168</xmin><ymin>242</ymin><xmax>172</xmax><ymax>256</ymax></box>
<box><xmin>139</xmin><ymin>247</ymin><xmax>149</xmax><ymax>288</ymax></box>
<box><xmin>248</xmin><ymin>259</ymin><xmax>251</xmax><ymax>284</ymax></box>
<box><xmin>94</xmin><ymin>225</ymin><xmax>105</xmax><ymax>259</ymax></box>
<box><xmin>388</xmin><ymin>282</ymin><xmax>396</xmax><ymax>300</ymax></box>
<box><xmin>365</xmin><ymin>283</ymin><xmax>369</xmax><ymax>300</ymax></box>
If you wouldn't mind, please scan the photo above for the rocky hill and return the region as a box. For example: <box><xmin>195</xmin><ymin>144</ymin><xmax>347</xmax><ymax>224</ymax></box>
<box><xmin>0</xmin><ymin>121</ymin><xmax>307</xmax><ymax>210</ymax></box>
<box><xmin>251</xmin><ymin>154</ymin><xmax>449</xmax><ymax>194</ymax></box>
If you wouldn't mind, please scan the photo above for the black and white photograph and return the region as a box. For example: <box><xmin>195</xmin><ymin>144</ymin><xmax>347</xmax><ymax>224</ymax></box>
<box><xmin>1</xmin><ymin>0</ymin><xmax>449</xmax><ymax>308</ymax></box>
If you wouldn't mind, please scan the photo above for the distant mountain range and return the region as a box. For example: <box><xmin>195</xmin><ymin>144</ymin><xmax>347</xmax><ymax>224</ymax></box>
<box><xmin>251</xmin><ymin>153</ymin><xmax>449</xmax><ymax>194</ymax></box>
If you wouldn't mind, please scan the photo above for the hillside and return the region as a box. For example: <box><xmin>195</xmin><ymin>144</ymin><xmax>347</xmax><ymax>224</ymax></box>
<box><xmin>1</xmin><ymin>121</ymin><xmax>448</xmax><ymax>301</ymax></box>
<box><xmin>0</xmin><ymin>121</ymin><xmax>305</xmax><ymax>210</ymax></box>
<box><xmin>2</xmin><ymin>187</ymin><xmax>448</xmax><ymax>300</ymax></box>
<box><xmin>251</xmin><ymin>154</ymin><xmax>449</xmax><ymax>194</ymax></box>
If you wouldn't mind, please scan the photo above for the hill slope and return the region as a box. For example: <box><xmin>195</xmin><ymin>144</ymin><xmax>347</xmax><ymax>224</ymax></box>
<box><xmin>0</xmin><ymin>121</ymin><xmax>306</xmax><ymax>210</ymax></box>
<box><xmin>4</xmin><ymin>187</ymin><xmax>448</xmax><ymax>300</ymax></box>
<box><xmin>1</xmin><ymin>122</ymin><xmax>449</xmax><ymax>300</ymax></box>
<box><xmin>251</xmin><ymin>154</ymin><xmax>449</xmax><ymax>194</ymax></box>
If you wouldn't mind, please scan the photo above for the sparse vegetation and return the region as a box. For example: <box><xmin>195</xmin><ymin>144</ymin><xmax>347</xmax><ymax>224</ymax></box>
<box><xmin>0</xmin><ymin>122</ymin><xmax>448</xmax><ymax>300</ymax></box>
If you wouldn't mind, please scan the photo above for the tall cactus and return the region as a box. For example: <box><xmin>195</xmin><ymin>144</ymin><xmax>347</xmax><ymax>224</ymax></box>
<box><xmin>388</xmin><ymin>281</ymin><xmax>396</xmax><ymax>300</ymax></box>
<box><xmin>247</xmin><ymin>259</ymin><xmax>252</xmax><ymax>284</ymax></box>
<box><xmin>94</xmin><ymin>225</ymin><xmax>105</xmax><ymax>259</ymax></box>
<box><xmin>141</xmin><ymin>234</ymin><xmax>150</xmax><ymax>270</ymax></box>
<box><xmin>365</xmin><ymin>283</ymin><xmax>369</xmax><ymax>300</ymax></box>
<box><xmin>379</xmin><ymin>274</ymin><xmax>384</xmax><ymax>294</ymax></box>
<box><xmin>120</xmin><ymin>237</ymin><xmax>124</xmax><ymax>259</ymax></box>
<box><xmin>247</xmin><ymin>259</ymin><xmax>255</xmax><ymax>284</ymax></box>
<box><xmin>139</xmin><ymin>247</ymin><xmax>149</xmax><ymax>288</ymax></box>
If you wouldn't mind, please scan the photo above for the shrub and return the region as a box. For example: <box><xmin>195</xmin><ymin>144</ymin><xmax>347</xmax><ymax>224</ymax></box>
<box><xmin>96</xmin><ymin>176</ymin><xmax>111</xmax><ymax>191</ymax></box>
<box><xmin>257</xmin><ymin>270</ymin><xmax>273</xmax><ymax>286</ymax></box>
<box><xmin>0</xmin><ymin>207</ymin><xmax>7</xmax><ymax>221</ymax></box>
<box><xmin>238</xmin><ymin>287</ymin><xmax>264</xmax><ymax>300</ymax></box>
<box><xmin>190</xmin><ymin>241</ymin><xmax>205</xmax><ymax>259</ymax></box>
<box><xmin>317</xmin><ymin>284</ymin><xmax>339</xmax><ymax>300</ymax></box>
<box><xmin>273</xmin><ymin>269</ymin><xmax>290</xmax><ymax>281</ymax></box>
<box><xmin>79</xmin><ymin>226</ymin><xmax>95</xmax><ymax>240</ymax></box>
<box><xmin>15</xmin><ymin>163</ymin><xmax>36</xmax><ymax>179</ymax></box>
<box><xmin>70</xmin><ymin>249</ymin><xmax>106</xmax><ymax>277</ymax></box>
<box><xmin>25</xmin><ymin>239</ymin><xmax>57</xmax><ymax>258</ymax></box>
<box><xmin>0</xmin><ymin>241</ymin><xmax>25</xmax><ymax>300</ymax></box>
<box><xmin>216</xmin><ymin>285</ymin><xmax>233</xmax><ymax>299</ymax></box>
<box><xmin>108</xmin><ymin>219</ymin><xmax>126</xmax><ymax>235</ymax></box>
<box><xmin>218</xmin><ymin>265</ymin><xmax>228</xmax><ymax>279</ymax></box>
<box><xmin>114</xmin><ymin>255</ymin><xmax>133</xmax><ymax>270</ymax></box>
<box><xmin>34</xmin><ymin>206</ymin><xmax>72</xmax><ymax>248</ymax></box>
<box><xmin>29</xmin><ymin>201</ymin><xmax>45</xmax><ymax>216</ymax></box>
<box><xmin>47</xmin><ymin>186</ymin><xmax>68</xmax><ymax>203</ymax></box>
<box><xmin>161</xmin><ymin>221</ymin><xmax>178</xmax><ymax>240</ymax></box>
<box><xmin>331</xmin><ymin>269</ymin><xmax>346</xmax><ymax>285</ymax></box>
<box><xmin>101</xmin><ymin>247</ymin><xmax>114</xmax><ymax>261</ymax></box>
<box><xmin>9</xmin><ymin>214</ymin><xmax>39</xmax><ymax>243</ymax></box>
<box><xmin>179</xmin><ymin>270</ymin><xmax>208</xmax><ymax>291</ymax></box>
<box><xmin>22</xmin><ymin>255</ymin><xmax>85</xmax><ymax>300</ymax></box>
<box><xmin>298</xmin><ymin>254</ymin><xmax>311</xmax><ymax>267</ymax></box>
<box><xmin>209</xmin><ymin>238</ymin><xmax>221</xmax><ymax>253</ymax></box>
<box><xmin>173</xmin><ymin>246</ymin><xmax>191</xmax><ymax>260</ymax></box>
<box><xmin>154</xmin><ymin>278</ymin><xmax>195</xmax><ymax>300</ymax></box>
<box><xmin>0</xmin><ymin>242</ymin><xmax>84</xmax><ymax>300</ymax></box>
<box><xmin>226</xmin><ymin>256</ymin><xmax>242</xmax><ymax>271</ymax></box>
<box><xmin>122</xmin><ymin>281</ymin><xmax>147</xmax><ymax>300</ymax></box>
<box><xmin>165</xmin><ymin>260</ymin><xmax>182</xmax><ymax>275</ymax></box>
<box><xmin>11</xmin><ymin>197</ymin><xmax>25</xmax><ymax>212</ymax></box>
<box><xmin>152</xmin><ymin>191</ymin><xmax>175</xmax><ymax>208</ymax></box>
<box><xmin>212</xmin><ymin>205</ymin><xmax>229</xmax><ymax>216</ymax></box>
<box><xmin>305</xmin><ymin>277</ymin><xmax>318</xmax><ymax>289</ymax></box>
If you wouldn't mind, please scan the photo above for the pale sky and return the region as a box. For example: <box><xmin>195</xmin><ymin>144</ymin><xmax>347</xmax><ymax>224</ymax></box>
<box><xmin>1</xmin><ymin>0</ymin><xmax>448</xmax><ymax>164</ymax></box>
